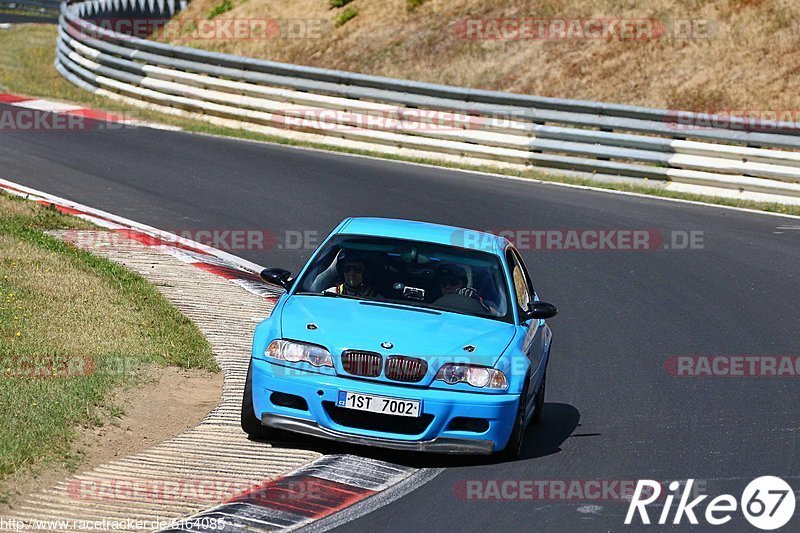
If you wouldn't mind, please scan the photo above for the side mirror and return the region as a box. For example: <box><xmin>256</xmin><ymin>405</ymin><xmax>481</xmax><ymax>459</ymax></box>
<box><xmin>260</xmin><ymin>268</ymin><xmax>293</xmax><ymax>290</ymax></box>
<box><xmin>525</xmin><ymin>301</ymin><xmax>558</xmax><ymax>321</ymax></box>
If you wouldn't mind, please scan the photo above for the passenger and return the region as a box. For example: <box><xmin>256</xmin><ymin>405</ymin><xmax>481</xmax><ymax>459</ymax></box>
<box><xmin>436</xmin><ymin>263</ymin><xmax>470</xmax><ymax>296</ymax></box>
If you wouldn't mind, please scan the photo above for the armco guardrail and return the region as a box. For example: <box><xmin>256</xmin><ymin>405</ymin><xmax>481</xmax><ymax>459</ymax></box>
<box><xmin>54</xmin><ymin>0</ymin><xmax>800</xmax><ymax>204</ymax></box>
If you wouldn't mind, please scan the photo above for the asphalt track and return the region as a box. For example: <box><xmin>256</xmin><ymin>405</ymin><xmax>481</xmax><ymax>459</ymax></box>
<box><xmin>1</xmin><ymin>103</ymin><xmax>799</xmax><ymax>531</ymax></box>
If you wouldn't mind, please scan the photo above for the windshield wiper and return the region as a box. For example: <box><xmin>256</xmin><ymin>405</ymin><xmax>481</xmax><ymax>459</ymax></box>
<box><xmin>295</xmin><ymin>291</ymin><xmax>369</xmax><ymax>301</ymax></box>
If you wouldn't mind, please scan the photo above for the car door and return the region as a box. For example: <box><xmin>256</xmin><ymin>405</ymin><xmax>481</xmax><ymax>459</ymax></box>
<box><xmin>506</xmin><ymin>247</ymin><xmax>550</xmax><ymax>413</ymax></box>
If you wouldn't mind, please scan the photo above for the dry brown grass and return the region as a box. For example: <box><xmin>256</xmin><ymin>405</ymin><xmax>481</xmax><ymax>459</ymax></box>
<box><xmin>161</xmin><ymin>0</ymin><xmax>800</xmax><ymax>111</ymax></box>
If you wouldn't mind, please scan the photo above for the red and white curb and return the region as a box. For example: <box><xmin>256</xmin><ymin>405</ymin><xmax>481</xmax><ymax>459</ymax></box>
<box><xmin>0</xmin><ymin>177</ymin><xmax>275</xmax><ymax>301</ymax></box>
<box><xmin>163</xmin><ymin>455</ymin><xmax>418</xmax><ymax>532</ymax></box>
<box><xmin>0</xmin><ymin>178</ymin><xmax>438</xmax><ymax>531</ymax></box>
<box><xmin>0</xmin><ymin>92</ymin><xmax>181</xmax><ymax>130</ymax></box>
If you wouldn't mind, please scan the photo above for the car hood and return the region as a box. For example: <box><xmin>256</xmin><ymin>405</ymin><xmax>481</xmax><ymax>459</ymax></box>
<box><xmin>281</xmin><ymin>295</ymin><xmax>516</xmax><ymax>367</ymax></box>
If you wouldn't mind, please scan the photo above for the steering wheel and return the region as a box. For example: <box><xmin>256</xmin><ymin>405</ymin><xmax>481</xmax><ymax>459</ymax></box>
<box><xmin>432</xmin><ymin>293</ymin><xmax>486</xmax><ymax>314</ymax></box>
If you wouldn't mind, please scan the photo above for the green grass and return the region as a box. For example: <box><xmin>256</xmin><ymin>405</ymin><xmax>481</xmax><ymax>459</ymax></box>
<box><xmin>1</xmin><ymin>25</ymin><xmax>798</xmax><ymax>217</ymax></box>
<box><xmin>406</xmin><ymin>0</ymin><xmax>428</xmax><ymax>11</ymax></box>
<box><xmin>329</xmin><ymin>0</ymin><xmax>353</xmax><ymax>8</ymax></box>
<box><xmin>334</xmin><ymin>6</ymin><xmax>358</xmax><ymax>27</ymax></box>
<box><xmin>0</xmin><ymin>193</ymin><xmax>215</xmax><ymax>492</ymax></box>
<box><xmin>207</xmin><ymin>0</ymin><xmax>233</xmax><ymax>19</ymax></box>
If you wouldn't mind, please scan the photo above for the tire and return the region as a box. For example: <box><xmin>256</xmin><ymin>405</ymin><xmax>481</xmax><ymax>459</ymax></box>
<box><xmin>241</xmin><ymin>360</ymin><xmax>279</xmax><ymax>440</ymax></box>
<box><xmin>531</xmin><ymin>368</ymin><xmax>547</xmax><ymax>426</ymax></box>
<box><xmin>500</xmin><ymin>373</ymin><xmax>530</xmax><ymax>461</ymax></box>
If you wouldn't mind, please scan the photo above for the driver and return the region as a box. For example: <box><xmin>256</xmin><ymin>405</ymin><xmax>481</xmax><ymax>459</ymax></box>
<box><xmin>435</xmin><ymin>263</ymin><xmax>490</xmax><ymax>311</ymax></box>
<box><xmin>327</xmin><ymin>250</ymin><xmax>378</xmax><ymax>298</ymax></box>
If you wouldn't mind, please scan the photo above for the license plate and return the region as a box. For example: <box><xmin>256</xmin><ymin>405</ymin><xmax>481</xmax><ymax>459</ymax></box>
<box><xmin>337</xmin><ymin>390</ymin><xmax>421</xmax><ymax>417</ymax></box>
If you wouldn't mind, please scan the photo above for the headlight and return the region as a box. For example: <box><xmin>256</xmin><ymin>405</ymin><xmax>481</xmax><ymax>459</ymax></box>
<box><xmin>435</xmin><ymin>363</ymin><xmax>507</xmax><ymax>389</ymax></box>
<box><xmin>265</xmin><ymin>339</ymin><xmax>333</xmax><ymax>368</ymax></box>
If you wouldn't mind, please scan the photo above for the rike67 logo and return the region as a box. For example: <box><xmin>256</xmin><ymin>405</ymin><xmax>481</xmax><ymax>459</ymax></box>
<box><xmin>626</xmin><ymin>477</ymin><xmax>795</xmax><ymax>530</ymax></box>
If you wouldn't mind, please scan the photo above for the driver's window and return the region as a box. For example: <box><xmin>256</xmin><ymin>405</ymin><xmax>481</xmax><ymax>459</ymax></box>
<box><xmin>508</xmin><ymin>250</ymin><xmax>532</xmax><ymax>313</ymax></box>
<box><xmin>306</xmin><ymin>248</ymin><xmax>340</xmax><ymax>292</ymax></box>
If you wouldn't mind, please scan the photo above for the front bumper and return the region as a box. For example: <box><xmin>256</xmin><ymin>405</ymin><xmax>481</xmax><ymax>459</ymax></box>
<box><xmin>251</xmin><ymin>358</ymin><xmax>518</xmax><ymax>454</ymax></box>
<box><xmin>262</xmin><ymin>413</ymin><xmax>495</xmax><ymax>454</ymax></box>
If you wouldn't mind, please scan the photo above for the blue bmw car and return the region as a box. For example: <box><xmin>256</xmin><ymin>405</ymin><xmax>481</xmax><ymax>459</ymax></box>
<box><xmin>241</xmin><ymin>218</ymin><xmax>556</xmax><ymax>457</ymax></box>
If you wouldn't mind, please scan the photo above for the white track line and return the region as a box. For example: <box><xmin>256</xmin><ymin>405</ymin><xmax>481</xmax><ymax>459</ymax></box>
<box><xmin>13</xmin><ymin>99</ymin><xmax>84</xmax><ymax>112</ymax></box>
<box><xmin>0</xmin><ymin>177</ymin><xmax>264</xmax><ymax>273</ymax></box>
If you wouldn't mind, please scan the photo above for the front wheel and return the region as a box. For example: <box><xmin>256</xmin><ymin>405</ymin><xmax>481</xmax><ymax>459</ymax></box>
<box><xmin>531</xmin><ymin>369</ymin><xmax>546</xmax><ymax>426</ymax></box>
<box><xmin>500</xmin><ymin>374</ymin><xmax>530</xmax><ymax>460</ymax></box>
<box><xmin>241</xmin><ymin>360</ymin><xmax>279</xmax><ymax>440</ymax></box>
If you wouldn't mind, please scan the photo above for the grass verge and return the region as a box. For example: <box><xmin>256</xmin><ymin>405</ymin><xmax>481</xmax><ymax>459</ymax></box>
<box><xmin>0</xmin><ymin>192</ymin><xmax>215</xmax><ymax>499</ymax></box>
<box><xmin>1</xmin><ymin>24</ymin><xmax>799</xmax><ymax>217</ymax></box>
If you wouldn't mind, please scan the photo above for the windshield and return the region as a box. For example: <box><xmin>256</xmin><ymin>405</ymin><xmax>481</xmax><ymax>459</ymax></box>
<box><xmin>294</xmin><ymin>235</ymin><xmax>511</xmax><ymax>322</ymax></box>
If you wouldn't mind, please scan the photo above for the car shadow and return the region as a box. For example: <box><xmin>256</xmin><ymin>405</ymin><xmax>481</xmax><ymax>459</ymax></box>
<box><xmin>264</xmin><ymin>402</ymin><xmax>582</xmax><ymax>468</ymax></box>
<box><xmin>519</xmin><ymin>402</ymin><xmax>584</xmax><ymax>460</ymax></box>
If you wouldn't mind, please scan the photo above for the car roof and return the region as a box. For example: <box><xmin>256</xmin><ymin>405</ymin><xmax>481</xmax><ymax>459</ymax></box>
<box><xmin>336</xmin><ymin>217</ymin><xmax>508</xmax><ymax>256</ymax></box>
